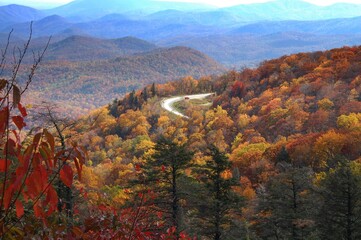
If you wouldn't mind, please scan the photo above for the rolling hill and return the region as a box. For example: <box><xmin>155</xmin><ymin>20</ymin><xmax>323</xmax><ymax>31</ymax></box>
<box><xmin>224</xmin><ymin>0</ymin><xmax>361</xmax><ymax>21</ymax></box>
<box><xmin>0</xmin><ymin>4</ymin><xmax>44</xmax><ymax>26</ymax></box>
<box><xmin>44</xmin><ymin>35</ymin><xmax>157</xmax><ymax>61</ymax></box>
<box><xmin>46</xmin><ymin>0</ymin><xmax>214</xmax><ymax>19</ymax></box>
<box><xmin>232</xmin><ymin>16</ymin><xmax>361</xmax><ymax>35</ymax></box>
<box><xmin>157</xmin><ymin>32</ymin><xmax>361</xmax><ymax>67</ymax></box>
<box><xmin>20</xmin><ymin>46</ymin><xmax>224</xmax><ymax>116</ymax></box>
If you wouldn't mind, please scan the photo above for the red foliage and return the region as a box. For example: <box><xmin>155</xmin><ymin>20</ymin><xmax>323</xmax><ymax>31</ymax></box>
<box><xmin>231</xmin><ymin>81</ymin><xmax>245</xmax><ymax>98</ymax></box>
<box><xmin>0</xmin><ymin>80</ymin><xmax>86</xmax><ymax>237</ymax></box>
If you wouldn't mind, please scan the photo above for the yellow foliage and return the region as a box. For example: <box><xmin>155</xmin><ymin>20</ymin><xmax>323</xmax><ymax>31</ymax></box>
<box><xmin>337</xmin><ymin>113</ymin><xmax>360</xmax><ymax>129</ymax></box>
<box><xmin>238</xmin><ymin>114</ymin><xmax>250</xmax><ymax>129</ymax></box>
<box><xmin>313</xmin><ymin>130</ymin><xmax>346</xmax><ymax>167</ymax></box>
<box><xmin>221</xmin><ymin>170</ymin><xmax>233</xmax><ymax>180</ymax></box>
<box><xmin>318</xmin><ymin>98</ymin><xmax>334</xmax><ymax>111</ymax></box>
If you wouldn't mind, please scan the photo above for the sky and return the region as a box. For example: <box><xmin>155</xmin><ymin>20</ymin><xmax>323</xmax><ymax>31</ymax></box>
<box><xmin>2</xmin><ymin>0</ymin><xmax>361</xmax><ymax>8</ymax></box>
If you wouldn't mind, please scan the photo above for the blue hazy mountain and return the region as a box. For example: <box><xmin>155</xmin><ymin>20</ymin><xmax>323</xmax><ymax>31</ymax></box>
<box><xmin>5</xmin><ymin>12</ymin><xmax>361</xmax><ymax>39</ymax></box>
<box><xmin>146</xmin><ymin>9</ymin><xmax>246</xmax><ymax>26</ymax></box>
<box><xmin>1</xmin><ymin>0</ymin><xmax>361</xmax><ymax>67</ymax></box>
<box><xmin>0</xmin><ymin>4</ymin><xmax>44</xmax><ymax>26</ymax></box>
<box><xmin>232</xmin><ymin>16</ymin><xmax>361</xmax><ymax>35</ymax></box>
<box><xmin>2</xmin><ymin>14</ymin><xmax>72</xmax><ymax>38</ymax></box>
<box><xmin>43</xmin><ymin>35</ymin><xmax>157</xmax><ymax>61</ymax></box>
<box><xmin>223</xmin><ymin>0</ymin><xmax>361</xmax><ymax>21</ymax></box>
<box><xmin>157</xmin><ymin>31</ymin><xmax>361</xmax><ymax>66</ymax></box>
<box><xmin>47</xmin><ymin>0</ymin><xmax>215</xmax><ymax>19</ymax></box>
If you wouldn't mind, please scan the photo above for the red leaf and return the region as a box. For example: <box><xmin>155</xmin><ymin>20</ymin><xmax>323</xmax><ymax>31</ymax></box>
<box><xmin>15</xmin><ymin>200</ymin><xmax>24</xmax><ymax>218</ymax></box>
<box><xmin>34</xmin><ymin>202</ymin><xmax>43</xmax><ymax>218</ymax></box>
<box><xmin>12</xmin><ymin>116</ymin><xmax>26</xmax><ymax>130</ymax></box>
<box><xmin>3</xmin><ymin>186</ymin><xmax>14</xmax><ymax>210</ymax></box>
<box><xmin>18</xmin><ymin>103</ymin><xmax>27</xmax><ymax>117</ymax></box>
<box><xmin>44</xmin><ymin>186</ymin><xmax>58</xmax><ymax>216</ymax></box>
<box><xmin>60</xmin><ymin>165</ymin><xmax>73</xmax><ymax>187</ymax></box>
<box><xmin>135</xmin><ymin>164</ymin><xmax>141</xmax><ymax>171</ymax></box>
<box><xmin>32</xmin><ymin>132</ymin><xmax>42</xmax><ymax>147</ymax></box>
<box><xmin>3</xmin><ymin>138</ymin><xmax>16</xmax><ymax>156</ymax></box>
<box><xmin>0</xmin><ymin>107</ymin><xmax>9</xmax><ymax>135</ymax></box>
<box><xmin>161</xmin><ymin>165</ymin><xmax>166</xmax><ymax>172</ymax></box>
<box><xmin>0</xmin><ymin>159</ymin><xmax>11</xmax><ymax>172</ymax></box>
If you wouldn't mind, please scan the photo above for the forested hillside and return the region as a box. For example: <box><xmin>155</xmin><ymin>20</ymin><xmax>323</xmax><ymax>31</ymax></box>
<box><xmin>15</xmin><ymin>46</ymin><xmax>224</xmax><ymax>116</ymax></box>
<box><xmin>1</xmin><ymin>45</ymin><xmax>360</xmax><ymax>238</ymax></box>
<box><xmin>61</xmin><ymin>45</ymin><xmax>360</xmax><ymax>238</ymax></box>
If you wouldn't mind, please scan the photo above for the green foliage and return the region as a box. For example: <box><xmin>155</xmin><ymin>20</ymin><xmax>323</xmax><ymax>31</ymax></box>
<box><xmin>317</xmin><ymin>158</ymin><xmax>361</xmax><ymax>240</ymax></box>
<box><xmin>136</xmin><ymin>137</ymin><xmax>194</xmax><ymax>235</ymax></box>
<box><xmin>254</xmin><ymin>164</ymin><xmax>317</xmax><ymax>239</ymax></box>
<box><xmin>196</xmin><ymin>146</ymin><xmax>243</xmax><ymax>239</ymax></box>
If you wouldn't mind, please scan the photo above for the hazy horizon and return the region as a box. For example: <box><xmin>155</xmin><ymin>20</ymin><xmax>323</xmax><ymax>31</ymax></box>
<box><xmin>2</xmin><ymin>0</ymin><xmax>361</xmax><ymax>9</ymax></box>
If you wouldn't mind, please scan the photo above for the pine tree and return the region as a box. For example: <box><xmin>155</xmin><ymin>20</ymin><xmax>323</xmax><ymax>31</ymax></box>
<box><xmin>197</xmin><ymin>145</ymin><xmax>242</xmax><ymax>240</ymax></box>
<box><xmin>151</xmin><ymin>82</ymin><xmax>157</xmax><ymax>97</ymax></box>
<box><xmin>129</xmin><ymin>90</ymin><xmax>135</xmax><ymax>107</ymax></box>
<box><xmin>317</xmin><ymin>157</ymin><xmax>361</xmax><ymax>240</ymax></box>
<box><xmin>253</xmin><ymin>149</ymin><xmax>317</xmax><ymax>240</ymax></box>
<box><xmin>137</xmin><ymin>137</ymin><xmax>193</xmax><ymax>236</ymax></box>
<box><xmin>143</xmin><ymin>87</ymin><xmax>148</xmax><ymax>102</ymax></box>
<box><xmin>108</xmin><ymin>98</ymin><xmax>119</xmax><ymax>117</ymax></box>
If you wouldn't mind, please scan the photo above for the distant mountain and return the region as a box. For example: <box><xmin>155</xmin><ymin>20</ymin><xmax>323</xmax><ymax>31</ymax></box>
<box><xmin>157</xmin><ymin>32</ymin><xmax>361</xmax><ymax>67</ymax></box>
<box><xmin>44</xmin><ymin>35</ymin><xmax>157</xmax><ymax>61</ymax></box>
<box><xmin>232</xmin><ymin>16</ymin><xmax>361</xmax><ymax>35</ymax></box>
<box><xmin>223</xmin><ymin>0</ymin><xmax>361</xmax><ymax>21</ymax></box>
<box><xmin>47</xmin><ymin>0</ymin><xmax>214</xmax><ymax>19</ymax></box>
<box><xmin>146</xmin><ymin>9</ymin><xmax>246</xmax><ymax>26</ymax></box>
<box><xmin>21</xmin><ymin>46</ymin><xmax>224</xmax><ymax>115</ymax></box>
<box><xmin>0</xmin><ymin>4</ymin><xmax>44</xmax><ymax>27</ymax></box>
<box><xmin>3</xmin><ymin>15</ymin><xmax>71</xmax><ymax>38</ymax></box>
<box><xmin>46</xmin><ymin>0</ymin><xmax>361</xmax><ymax>22</ymax></box>
<box><xmin>110</xmin><ymin>36</ymin><xmax>157</xmax><ymax>53</ymax></box>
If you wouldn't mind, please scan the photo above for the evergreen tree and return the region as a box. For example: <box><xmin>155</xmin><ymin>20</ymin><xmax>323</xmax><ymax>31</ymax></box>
<box><xmin>197</xmin><ymin>145</ymin><xmax>242</xmax><ymax>240</ymax></box>
<box><xmin>143</xmin><ymin>87</ymin><xmax>148</xmax><ymax>102</ymax></box>
<box><xmin>133</xmin><ymin>96</ymin><xmax>140</xmax><ymax>110</ymax></box>
<box><xmin>317</xmin><ymin>157</ymin><xmax>361</xmax><ymax>240</ymax></box>
<box><xmin>108</xmin><ymin>98</ymin><xmax>119</xmax><ymax>117</ymax></box>
<box><xmin>253</xmin><ymin>151</ymin><xmax>317</xmax><ymax>240</ymax></box>
<box><xmin>137</xmin><ymin>137</ymin><xmax>193</xmax><ymax>236</ymax></box>
<box><xmin>151</xmin><ymin>82</ymin><xmax>157</xmax><ymax>97</ymax></box>
<box><xmin>129</xmin><ymin>90</ymin><xmax>135</xmax><ymax>107</ymax></box>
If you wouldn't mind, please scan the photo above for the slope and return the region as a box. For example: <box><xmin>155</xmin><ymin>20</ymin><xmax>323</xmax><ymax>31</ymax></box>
<box><xmin>0</xmin><ymin>4</ymin><xmax>44</xmax><ymax>27</ymax></box>
<box><xmin>21</xmin><ymin>46</ymin><xmax>224</xmax><ymax>116</ymax></box>
<box><xmin>44</xmin><ymin>35</ymin><xmax>157</xmax><ymax>61</ymax></box>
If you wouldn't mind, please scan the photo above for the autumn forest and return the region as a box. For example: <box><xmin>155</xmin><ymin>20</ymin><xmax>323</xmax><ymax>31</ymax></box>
<box><xmin>1</xmin><ymin>0</ymin><xmax>361</xmax><ymax>239</ymax></box>
<box><xmin>1</xmin><ymin>36</ymin><xmax>361</xmax><ymax>239</ymax></box>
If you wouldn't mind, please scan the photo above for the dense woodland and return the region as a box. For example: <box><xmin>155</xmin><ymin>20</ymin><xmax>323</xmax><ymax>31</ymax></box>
<box><xmin>1</xmin><ymin>45</ymin><xmax>361</xmax><ymax>239</ymax></box>
<box><xmin>0</xmin><ymin>41</ymin><xmax>224</xmax><ymax>118</ymax></box>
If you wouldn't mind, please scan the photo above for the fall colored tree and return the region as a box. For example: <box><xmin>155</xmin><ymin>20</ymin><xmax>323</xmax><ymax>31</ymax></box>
<box><xmin>0</xmin><ymin>27</ymin><xmax>85</xmax><ymax>238</ymax></box>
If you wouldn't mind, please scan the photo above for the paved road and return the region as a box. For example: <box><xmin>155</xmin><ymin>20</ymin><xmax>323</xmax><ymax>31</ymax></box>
<box><xmin>161</xmin><ymin>93</ymin><xmax>214</xmax><ymax>118</ymax></box>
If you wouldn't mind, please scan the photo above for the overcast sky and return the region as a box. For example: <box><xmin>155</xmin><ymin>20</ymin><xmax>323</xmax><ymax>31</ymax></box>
<box><xmin>2</xmin><ymin>0</ymin><xmax>361</xmax><ymax>8</ymax></box>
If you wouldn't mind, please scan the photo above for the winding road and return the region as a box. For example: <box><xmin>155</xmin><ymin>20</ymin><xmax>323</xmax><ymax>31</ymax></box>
<box><xmin>161</xmin><ymin>93</ymin><xmax>214</xmax><ymax>118</ymax></box>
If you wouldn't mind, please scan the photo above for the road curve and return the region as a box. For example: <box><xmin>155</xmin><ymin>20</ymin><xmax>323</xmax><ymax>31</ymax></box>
<box><xmin>161</xmin><ymin>93</ymin><xmax>214</xmax><ymax>118</ymax></box>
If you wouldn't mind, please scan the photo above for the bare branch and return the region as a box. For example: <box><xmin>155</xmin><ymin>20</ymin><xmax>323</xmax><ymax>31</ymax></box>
<box><xmin>21</xmin><ymin>36</ymin><xmax>51</xmax><ymax>95</ymax></box>
<box><xmin>0</xmin><ymin>29</ymin><xmax>13</xmax><ymax>76</ymax></box>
